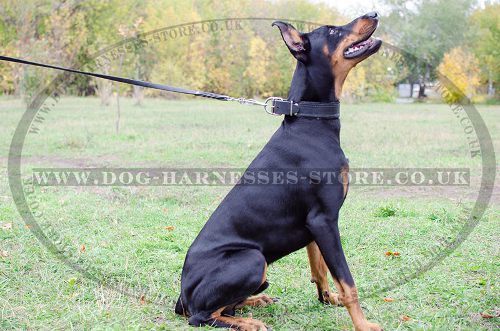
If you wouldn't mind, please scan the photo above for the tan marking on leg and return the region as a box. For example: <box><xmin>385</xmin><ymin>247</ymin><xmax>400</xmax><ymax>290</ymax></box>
<box><xmin>261</xmin><ymin>263</ymin><xmax>267</xmax><ymax>284</ymax></box>
<box><xmin>306</xmin><ymin>242</ymin><xmax>342</xmax><ymax>305</ymax></box>
<box><xmin>234</xmin><ymin>262</ymin><xmax>273</xmax><ymax>308</ymax></box>
<box><xmin>331</xmin><ymin>274</ymin><xmax>345</xmax><ymax>299</ymax></box>
<box><xmin>338</xmin><ymin>281</ymin><xmax>383</xmax><ymax>331</ymax></box>
<box><xmin>210</xmin><ymin>306</ymin><xmax>227</xmax><ymax>319</ymax></box>
<box><xmin>340</xmin><ymin>164</ymin><xmax>349</xmax><ymax>199</ymax></box>
<box><xmin>235</xmin><ymin>294</ymin><xmax>275</xmax><ymax>308</ymax></box>
<box><xmin>211</xmin><ymin>307</ymin><xmax>269</xmax><ymax>330</ymax></box>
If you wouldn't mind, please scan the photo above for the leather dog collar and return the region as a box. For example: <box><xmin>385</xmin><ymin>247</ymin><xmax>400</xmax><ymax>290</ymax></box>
<box><xmin>265</xmin><ymin>98</ymin><xmax>340</xmax><ymax>119</ymax></box>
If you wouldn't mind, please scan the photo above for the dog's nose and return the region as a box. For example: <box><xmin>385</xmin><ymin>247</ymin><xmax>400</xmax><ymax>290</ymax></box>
<box><xmin>365</xmin><ymin>11</ymin><xmax>379</xmax><ymax>19</ymax></box>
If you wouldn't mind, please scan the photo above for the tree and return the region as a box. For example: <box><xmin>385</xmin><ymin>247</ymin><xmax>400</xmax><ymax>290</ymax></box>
<box><xmin>382</xmin><ymin>0</ymin><xmax>476</xmax><ymax>99</ymax></box>
<box><xmin>437</xmin><ymin>47</ymin><xmax>481</xmax><ymax>103</ymax></box>
<box><xmin>469</xmin><ymin>3</ymin><xmax>499</xmax><ymax>98</ymax></box>
<box><xmin>0</xmin><ymin>0</ymin><xmax>52</xmax><ymax>99</ymax></box>
<box><xmin>342</xmin><ymin>66</ymin><xmax>366</xmax><ymax>102</ymax></box>
<box><xmin>244</xmin><ymin>36</ymin><xmax>270</xmax><ymax>97</ymax></box>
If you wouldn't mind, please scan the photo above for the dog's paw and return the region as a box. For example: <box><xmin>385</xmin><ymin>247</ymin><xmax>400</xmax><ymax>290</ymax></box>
<box><xmin>321</xmin><ymin>290</ymin><xmax>343</xmax><ymax>306</ymax></box>
<box><xmin>356</xmin><ymin>322</ymin><xmax>383</xmax><ymax>331</ymax></box>
<box><xmin>236</xmin><ymin>294</ymin><xmax>276</xmax><ymax>308</ymax></box>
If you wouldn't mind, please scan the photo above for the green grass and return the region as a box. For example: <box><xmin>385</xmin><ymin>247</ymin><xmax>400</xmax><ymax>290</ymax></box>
<box><xmin>0</xmin><ymin>97</ymin><xmax>499</xmax><ymax>330</ymax></box>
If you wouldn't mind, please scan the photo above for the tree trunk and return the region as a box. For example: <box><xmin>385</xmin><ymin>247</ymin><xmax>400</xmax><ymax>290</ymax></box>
<box><xmin>12</xmin><ymin>64</ymin><xmax>22</xmax><ymax>98</ymax></box>
<box><xmin>133</xmin><ymin>85</ymin><xmax>143</xmax><ymax>106</ymax></box>
<box><xmin>97</xmin><ymin>62</ymin><xmax>112</xmax><ymax>106</ymax></box>
<box><xmin>487</xmin><ymin>69</ymin><xmax>494</xmax><ymax>97</ymax></box>
<box><xmin>418</xmin><ymin>64</ymin><xmax>429</xmax><ymax>99</ymax></box>
<box><xmin>133</xmin><ymin>62</ymin><xmax>143</xmax><ymax>106</ymax></box>
<box><xmin>418</xmin><ymin>83</ymin><xmax>426</xmax><ymax>99</ymax></box>
<box><xmin>115</xmin><ymin>54</ymin><xmax>124</xmax><ymax>134</ymax></box>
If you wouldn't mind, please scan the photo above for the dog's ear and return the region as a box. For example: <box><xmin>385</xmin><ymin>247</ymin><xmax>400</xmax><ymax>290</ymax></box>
<box><xmin>272</xmin><ymin>21</ymin><xmax>310</xmax><ymax>63</ymax></box>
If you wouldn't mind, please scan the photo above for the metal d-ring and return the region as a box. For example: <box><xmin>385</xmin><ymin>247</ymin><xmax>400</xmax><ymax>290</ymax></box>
<box><xmin>264</xmin><ymin>97</ymin><xmax>284</xmax><ymax>116</ymax></box>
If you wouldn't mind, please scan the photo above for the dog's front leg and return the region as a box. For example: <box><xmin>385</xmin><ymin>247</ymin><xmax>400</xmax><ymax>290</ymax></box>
<box><xmin>306</xmin><ymin>241</ymin><xmax>342</xmax><ymax>305</ymax></box>
<box><xmin>307</xmin><ymin>216</ymin><xmax>383</xmax><ymax>331</ymax></box>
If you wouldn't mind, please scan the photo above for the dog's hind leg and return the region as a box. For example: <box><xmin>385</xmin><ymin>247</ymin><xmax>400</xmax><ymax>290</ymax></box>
<box><xmin>234</xmin><ymin>263</ymin><xmax>276</xmax><ymax>309</ymax></box>
<box><xmin>186</xmin><ymin>249</ymin><xmax>270</xmax><ymax>330</ymax></box>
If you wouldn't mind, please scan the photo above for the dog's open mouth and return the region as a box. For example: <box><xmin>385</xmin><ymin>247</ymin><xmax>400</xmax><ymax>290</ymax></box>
<box><xmin>343</xmin><ymin>37</ymin><xmax>382</xmax><ymax>59</ymax></box>
<box><xmin>343</xmin><ymin>21</ymin><xmax>382</xmax><ymax>60</ymax></box>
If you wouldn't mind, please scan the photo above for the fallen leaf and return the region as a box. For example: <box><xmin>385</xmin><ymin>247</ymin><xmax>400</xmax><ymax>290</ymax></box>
<box><xmin>0</xmin><ymin>250</ymin><xmax>9</xmax><ymax>258</ymax></box>
<box><xmin>164</xmin><ymin>226</ymin><xmax>175</xmax><ymax>231</ymax></box>
<box><xmin>383</xmin><ymin>297</ymin><xmax>394</xmax><ymax>302</ymax></box>
<box><xmin>140</xmin><ymin>294</ymin><xmax>146</xmax><ymax>305</ymax></box>
<box><xmin>80</xmin><ymin>244</ymin><xmax>86</xmax><ymax>253</ymax></box>
<box><xmin>480</xmin><ymin>310</ymin><xmax>499</xmax><ymax>319</ymax></box>
<box><xmin>400</xmin><ymin>315</ymin><xmax>411</xmax><ymax>322</ymax></box>
<box><xmin>1</xmin><ymin>223</ymin><xmax>12</xmax><ymax>230</ymax></box>
<box><xmin>480</xmin><ymin>312</ymin><xmax>494</xmax><ymax>318</ymax></box>
<box><xmin>25</xmin><ymin>224</ymin><xmax>33</xmax><ymax>229</ymax></box>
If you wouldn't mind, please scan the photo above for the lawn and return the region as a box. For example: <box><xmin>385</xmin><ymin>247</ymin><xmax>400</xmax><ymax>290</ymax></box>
<box><xmin>0</xmin><ymin>97</ymin><xmax>498</xmax><ymax>330</ymax></box>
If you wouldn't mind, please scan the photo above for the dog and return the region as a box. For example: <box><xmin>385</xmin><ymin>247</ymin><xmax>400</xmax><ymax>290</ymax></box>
<box><xmin>175</xmin><ymin>12</ymin><xmax>383</xmax><ymax>331</ymax></box>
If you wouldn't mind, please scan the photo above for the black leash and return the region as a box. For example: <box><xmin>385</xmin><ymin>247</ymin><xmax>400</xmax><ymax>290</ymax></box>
<box><xmin>0</xmin><ymin>55</ymin><xmax>340</xmax><ymax>119</ymax></box>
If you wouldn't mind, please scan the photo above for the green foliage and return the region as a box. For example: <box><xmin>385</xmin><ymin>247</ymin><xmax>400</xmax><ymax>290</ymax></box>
<box><xmin>381</xmin><ymin>0</ymin><xmax>477</xmax><ymax>97</ymax></box>
<box><xmin>437</xmin><ymin>47</ymin><xmax>481</xmax><ymax>103</ymax></box>
<box><xmin>468</xmin><ymin>3</ymin><xmax>499</xmax><ymax>99</ymax></box>
<box><xmin>0</xmin><ymin>0</ymin><xmax>496</xmax><ymax>102</ymax></box>
<box><xmin>244</xmin><ymin>36</ymin><xmax>271</xmax><ymax>96</ymax></box>
<box><xmin>374</xmin><ymin>205</ymin><xmax>397</xmax><ymax>217</ymax></box>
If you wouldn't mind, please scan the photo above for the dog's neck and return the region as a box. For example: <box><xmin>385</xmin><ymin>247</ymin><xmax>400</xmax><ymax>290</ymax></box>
<box><xmin>287</xmin><ymin>62</ymin><xmax>338</xmax><ymax>103</ymax></box>
<box><xmin>285</xmin><ymin>63</ymin><xmax>341</xmax><ymax>140</ymax></box>
<box><xmin>286</xmin><ymin>62</ymin><xmax>341</xmax><ymax>139</ymax></box>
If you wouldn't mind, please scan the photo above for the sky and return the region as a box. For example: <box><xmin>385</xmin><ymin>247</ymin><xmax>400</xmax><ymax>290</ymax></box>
<box><xmin>318</xmin><ymin>0</ymin><xmax>496</xmax><ymax>16</ymax></box>
<box><xmin>319</xmin><ymin>0</ymin><xmax>389</xmax><ymax>16</ymax></box>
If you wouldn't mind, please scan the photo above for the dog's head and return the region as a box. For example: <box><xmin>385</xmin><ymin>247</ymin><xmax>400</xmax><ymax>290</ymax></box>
<box><xmin>273</xmin><ymin>12</ymin><xmax>382</xmax><ymax>99</ymax></box>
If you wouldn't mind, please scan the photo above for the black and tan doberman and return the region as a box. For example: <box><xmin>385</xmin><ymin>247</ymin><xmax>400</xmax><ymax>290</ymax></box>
<box><xmin>175</xmin><ymin>12</ymin><xmax>383</xmax><ymax>331</ymax></box>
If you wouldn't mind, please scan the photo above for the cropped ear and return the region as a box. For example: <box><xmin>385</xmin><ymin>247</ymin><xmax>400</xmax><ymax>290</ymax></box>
<box><xmin>272</xmin><ymin>21</ymin><xmax>310</xmax><ymax>62</ymax></box>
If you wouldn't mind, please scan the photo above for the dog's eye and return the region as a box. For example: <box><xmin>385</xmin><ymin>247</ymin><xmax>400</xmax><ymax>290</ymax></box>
<box><xmin>329</xmin><ymin>28</ymin><xmax>340</xmax><ymax>36</ymax></box>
